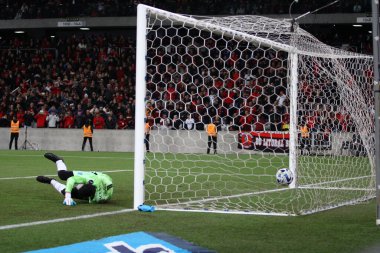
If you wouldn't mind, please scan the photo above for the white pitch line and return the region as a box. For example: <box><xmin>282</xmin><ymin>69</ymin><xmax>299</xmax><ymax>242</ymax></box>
<box><xmin>299</xmin><ymin>186</ymin><xmax>373</xmax><ymax>191</ymax></box>
<box><xmin>0</xmin><ymin>154</ymin><xmax>134</xmax><ymax>160</ymax></box>
<box><xmin>0</xmin><ymin>209</ymin><xmax>135</xmax><ymax>230</ymax></box>
<box><xmin>0</xmin><ymin>169</ymin><xmax>133</xmax><ymax>180</ymax></box>
<box><xmin>300</xmin><ymin>175</ymin><xmax>373</xmax><ymax>188</ymax></box>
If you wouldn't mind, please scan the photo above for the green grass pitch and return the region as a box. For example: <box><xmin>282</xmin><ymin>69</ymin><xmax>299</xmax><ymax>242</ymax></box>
<box><xmin>0</xmin><ymin>150</ymin><xmax>380</xmax><ymax>253</ymax></box>
<box><xmin>145</xmin><ymin>152</ymin><xmax>374</xmax><ymax>214</ymax></box>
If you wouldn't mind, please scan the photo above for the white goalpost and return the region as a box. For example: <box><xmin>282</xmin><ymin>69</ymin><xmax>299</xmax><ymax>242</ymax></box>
<box><xmin>134</xmin><ymin>4</ymin><xmax>375</xmax><ymax>215</ymax></box>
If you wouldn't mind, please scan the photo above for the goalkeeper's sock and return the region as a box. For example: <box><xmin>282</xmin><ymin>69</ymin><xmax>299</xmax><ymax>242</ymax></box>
<box><xmin>50</xmin><ymin>179</ymin><xmax>66</xmax><ymax>194</ymax></box>
<box><xmin>56</xmin><ymin>160</ymin><xmax>67</xmax><ymax>171</ymax></box>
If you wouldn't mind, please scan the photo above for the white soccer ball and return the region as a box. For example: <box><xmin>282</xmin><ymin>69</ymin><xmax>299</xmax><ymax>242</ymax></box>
<box><xmin>276</xmin><ymin>168</ymin><xmax>293</xmax><ymax>185</ymax></box>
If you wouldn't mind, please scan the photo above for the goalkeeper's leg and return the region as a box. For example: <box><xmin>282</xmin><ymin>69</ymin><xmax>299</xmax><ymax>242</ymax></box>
<box><xmin>36</xmin><ymin>176</ymin><xmax>65</xmax><ymax>195</ymax></box>
<box><xmin>36</xmin><ymin>176</ymin><xmax>95</xmax><ymax>200</ymax></box>
<box><xmin>44</xmin><ymin>153</ymin><xmax>74</xmax><ymax>180</ymax></box>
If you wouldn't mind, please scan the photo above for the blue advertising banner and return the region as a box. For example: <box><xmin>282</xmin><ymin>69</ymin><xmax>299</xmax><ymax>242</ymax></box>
<box><xmin>26</xmin><ymin>232</ymin><xmax>193</xmax><ymax>253</ymax></box>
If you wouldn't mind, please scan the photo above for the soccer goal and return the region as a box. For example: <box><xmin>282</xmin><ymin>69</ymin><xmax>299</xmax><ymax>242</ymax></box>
<box><xmin>134</xmin><ymin>4</ymin><xmax>375</xmax><ymax>215</ymax></box>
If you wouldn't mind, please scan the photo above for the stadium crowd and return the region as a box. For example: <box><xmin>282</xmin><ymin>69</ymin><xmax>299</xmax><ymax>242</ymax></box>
<box><xmin>0</xmin><ymin>28</ymin><xmax>370</xmax><ymax>133</ymax></box>
<box><xmin>0</xmin><ymin>34</ymin><xmax>136</xmax><ymax>129</ymax></box>
<box><xmin>0</xmin><ymin>0</ymin><xmax>371</xmax><ymax>20</ymax></box>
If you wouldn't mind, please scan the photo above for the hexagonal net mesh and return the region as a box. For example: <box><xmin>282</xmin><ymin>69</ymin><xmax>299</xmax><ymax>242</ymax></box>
<box><xmin>135</xmin><ymin>5</ymin><xmax>375</xmax><ymax>215</ymax></box>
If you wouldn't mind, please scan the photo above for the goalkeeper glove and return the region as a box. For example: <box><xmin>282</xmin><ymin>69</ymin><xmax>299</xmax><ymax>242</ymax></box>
<box><xmin>63</xmin><ymin>192</ymin><xmax>76</xmax><ymax>206</ymax></box>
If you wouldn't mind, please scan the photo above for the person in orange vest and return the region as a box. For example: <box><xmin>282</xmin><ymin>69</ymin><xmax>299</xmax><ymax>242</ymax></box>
<box><xmin>82</xmin><ymin>119</ymin><xmax>94</xmax><ymax>151</ymax></box>
<box><xmin>144</xmin><ymin>118</ymin><xmax>151</xmax><ymax>152</ymax></box>
<box><xmin>299</xmin><ymin>119</ymin><xmax>310</xmax><ymax>155</ymax></box>
<box><xmin>206</xmin><ymin>120</ymin><xmax>218</xmax><ymax>154</ymax></box>
<box><xmin>9</xmin><ymin>115</ymin><xmax>20</xmax><ymax>150</ymax></box>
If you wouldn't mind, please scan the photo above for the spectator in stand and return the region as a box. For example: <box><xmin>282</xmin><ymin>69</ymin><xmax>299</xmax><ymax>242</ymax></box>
<box><xmin>270</xmin><ymin>117</ymin><xmax>282</xmax><ymax>131</ymax></box>
<box><xmin>16</xmin><ymin>108</ymin><xmax>25</xmax><ymax>127</ymax></box>
<box><xmin>96</xmin><ymin>96</ymin><xmax>107</xmax><ymax>108</ymax></box>
<box><xmin>282</xmin><ymin>117</ymin><xmax>290</xmax><ymax>132</ymax></box>
<box><xmin>185</xmin><ymin>114</ymin><xmax>195</xmax><ymax>130</ymax></box>
<box><xmin>171</xmin><ymin>114</ymin><xmax>183</xmax><ymax>130</ymax></box>
<box><xmin>24</xmin><ymin>110</ymin><xmax>35</xmax><ymax>128</ymax></box>
<box><xmin>0</xmin><ymin>115</ymin><xmax>9</xmax><ymax>128</ymax></box>
<box><xmin>159</xmin><ymin>114</ymin><xmax>171</xmax><ymax>129</ymax></box>
<box><xmin>93</xmin><ymin>111</ymin><xmax>106</xmax><ymax>129</ymax></box>
<box><xmin>274</xmin><ymin>89</ymin><xmax>288</xmax><ymax>115</ymax></box>
<box><xmin>101</xmin><ymin>105</ymin><xmax>112</xmax><ymax>117</ymax></box>
<box><xmin>35</xmin><ymin>109</ymin><xmax>47</xmax><ymax>128</ymax></box>
<box><xmin>105</xmin><ymin>114</ymin><xmax>117</xmax><ymax>129</ymax></box>
<box><xmin>239</xmin><ymin>110</ymin><xmax>254</xmax><ymax>131</ymax></box>
<box><xmin>74</xmin><ymin>110</ymin><xmax>86</xmax><ymax>129</ymax></box>
<box><xmin>117</xmin><ymin>114</ymin><xmax>128</xmax><ymax>129</ymax></box>
<box><xmin>84</xmin><ymin>110</ymin><xmax>94</xmax><ymax>124</ymax></box>
<box><xmin>230</xmin><ymin>112</ymin><xmax>240</xmax><ymax>131</ymax></box>
<box><xmin>63</xmin><ymin>111</ymin><xmax>75</xmax><ymax>128</ymax></box>
<box><xmin>46</xmin><ymin>110</ymin><xmax>60</xmax><ymax>128</ymax></box>
<box><xmin>125</xmin><ymin>108</ymin><xmax>135</xmax><ymax>129</ymax></box>
<box><xmin>104</xmin><ymin>83</ymin><xmax>114</xmax><ymax>103</ymax></box>
<box><xmin>253</xmin><ymin>115</ymin><xmax>265</xmax><ymax>131</ymax></box>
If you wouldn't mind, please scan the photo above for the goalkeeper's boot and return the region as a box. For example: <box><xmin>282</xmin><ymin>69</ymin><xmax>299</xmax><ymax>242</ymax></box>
<box><xmin>36</xmin><ymin>176</ymin><xmax>53</xmax><ymax>184</ymax></box>
<box><xmin>44</xmin><ymin>153</ymin><xmax>63</xmax><ymax>163</ymax></box>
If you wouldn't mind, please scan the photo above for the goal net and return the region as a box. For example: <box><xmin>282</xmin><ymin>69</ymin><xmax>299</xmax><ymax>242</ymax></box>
<box><xmin>134</xmin><ymin>4</ymin><xmax>375</xmax><ymax>215</ymax></box>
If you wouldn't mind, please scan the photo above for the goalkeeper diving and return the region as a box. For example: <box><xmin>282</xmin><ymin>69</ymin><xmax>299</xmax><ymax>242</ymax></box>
<box><xmin>36</xmin><ymin>153</ymin><xmax>113</xmax><ymax>206</ymax></box>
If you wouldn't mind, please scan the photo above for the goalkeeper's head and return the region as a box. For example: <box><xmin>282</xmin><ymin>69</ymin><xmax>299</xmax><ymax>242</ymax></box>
<box><xmin>78</xmin><ymin>183</ymin><xmax>96</xmax><ymax>198</ymax></box>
